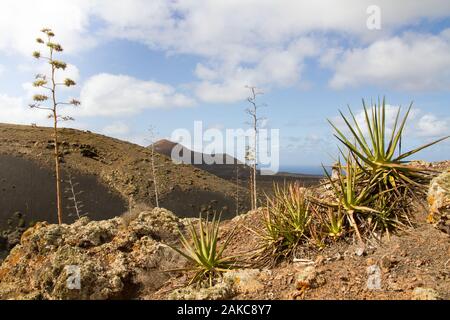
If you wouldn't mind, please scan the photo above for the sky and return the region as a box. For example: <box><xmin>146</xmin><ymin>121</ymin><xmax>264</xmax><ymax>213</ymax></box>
<box><xmin>0</xmin><ymin>0</ymin><xmax>449</xmax><ymax>170</ymax></box>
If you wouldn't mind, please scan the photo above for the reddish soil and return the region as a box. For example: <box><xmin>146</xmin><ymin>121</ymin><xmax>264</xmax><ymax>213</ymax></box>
<box><xmin>152</xmin><ymin>201</ymin><xmax>450</xmax><ymax>300</ymax></box>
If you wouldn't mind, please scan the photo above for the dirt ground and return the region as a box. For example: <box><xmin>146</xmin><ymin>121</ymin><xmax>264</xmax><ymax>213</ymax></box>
<box><xmin>0</xmin><ymin>153</ymin><xmax>126</xmax><ymax>228</ymax></box>
<box><xmin>229</xmin><ymin>211</ymin><xmax>449</xmax><ymax>300</ymax></box>
<box><xmin>0</xmin><ymin>123</ymin><xmax>322</xmax><ymax>225</ymax></box>
<box><xmin>151</xmin><ymin>198</ymin><xmax>450</xmax><ymax>300</ymax></box>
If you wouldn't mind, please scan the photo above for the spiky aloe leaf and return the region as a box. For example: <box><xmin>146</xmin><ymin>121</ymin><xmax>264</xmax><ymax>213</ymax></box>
<box><xmin>328</xmin><ymin>98</ymin><xmax>449</xmax><ymax>192</ymax></box>
<box><xmin>168</xmin><ymin>213</ymin><xmax>238</xmax><ymax>285</ymax></box>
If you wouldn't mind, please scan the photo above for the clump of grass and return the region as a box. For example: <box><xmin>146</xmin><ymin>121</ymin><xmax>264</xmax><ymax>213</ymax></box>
<box><xmin>170</xmin><ymin>214</ymin><xmax>237</xmax><ymax>286</ymax></box>
<box><xmin>254</xmin><ymin>183</ymin><xmax>312</xmax><ymax>266</ymax></box>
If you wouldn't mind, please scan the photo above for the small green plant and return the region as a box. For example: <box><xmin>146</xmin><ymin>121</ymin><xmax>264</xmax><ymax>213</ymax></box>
<box><xmin>368</xmin><ymin>191</ymin><xmax>410</xmax><ymax>238</ymax></box>
<box><xmin>170</xmin><ymin>214</ymin><xmax>237</xmax><ymax>286</ymax></box>
<box><xmin>324</xmin><ymin>207</ymin><xmax>345</xmax><ymax>240</ymax></box>
<box><xmin>320</xmin><ymin>97</ymin><xmax>448</xmax><ymax>242</ymax></box>
<box><xmin>328</xmin><ymin>98</ymin><xmax>448</xmax><ymax>193</ymax></box>
<box><xmin>255</xmin><ymin>183</ymin><xmax>311</xmax><ymax>265</ymax></box>
<box><xmin>271</xmin><ymin>184</ymin><xmax>311</xmax><ymax>237</ymax></box>
<box><xmin>323</xmin><ymin>157</ymin><xmax>379</xmax><ymax>242</ymax></box>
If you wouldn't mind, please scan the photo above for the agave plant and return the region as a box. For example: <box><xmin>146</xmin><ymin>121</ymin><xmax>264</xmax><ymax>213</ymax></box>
<box><xmin>170</xmin><ymin>214</ymin><xmax>237</xmax><ymax>286</ymax></box>
<box><xmin>272</xmin><ymin>183</ymin><xmax>311</xmax><ymax>237</ymax></box>
<box><xmin>328</xmin><ymin>98</ymin><xmax>448</xmax><ymax>192</ymax></box>
<box><xmin>323</xmin><ymin>157</ymin><xmax>380</xmax><ymax>242</ymax></box>
<box><xmin>255</xmin><ymin>183</ymin><xmax>312</xmax><ymax>265</ymax></box>
<box><xmin>324</xmin><ymin>206</ymin><xmax>345</xmax><ymax>240</ymax></box>
<box><xmin>368</xmin><ymin>189</ymin><xmax>410</xmax><ymax>238</ymax></box>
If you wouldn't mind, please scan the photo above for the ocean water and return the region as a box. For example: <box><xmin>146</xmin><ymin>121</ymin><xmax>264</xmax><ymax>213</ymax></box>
<box><xmin>278</xmin><ymin>165</ymin><xmax>330</xmax><ymax>176</ymax></box>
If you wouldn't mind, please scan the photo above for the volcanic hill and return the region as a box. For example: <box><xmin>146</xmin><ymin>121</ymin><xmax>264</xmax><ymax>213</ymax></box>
<box><xmin>0</xmin><ymin>123</ymin><xmax>250</xmax><ymax>229</ymax></box>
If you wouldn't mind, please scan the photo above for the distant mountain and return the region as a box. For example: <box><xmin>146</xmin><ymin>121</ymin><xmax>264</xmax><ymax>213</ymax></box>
<box><xmin>151</xmin><ymin>139</ymin><xmax>250</xmax><ymax>179</ymax></box>
<box><xmin>152</xmin><ymin>139</ymin><xmax>241</xmax><ymax>164</ymax></box>
<box><xmin>150</xmin><ymin>139</ymin><xmax>323</xmax><ymax>197</ymax></box>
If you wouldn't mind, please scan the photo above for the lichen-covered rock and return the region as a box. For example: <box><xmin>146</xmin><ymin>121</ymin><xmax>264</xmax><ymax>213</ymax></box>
<box><xmin>294</xmin><ymin>264</ymin><xmax>326</xmax><ymax>290</ymax></box>
<box><xmin>167</xmin><ymin>269</ymin><xmax>270</xmax><ymax>300</ymax></box>
<box><xmin>128</xmin><ymin>208</ymin><xmax>182</xmax><ymax>240</ymax></box>
<box><xmin>411</xmin><ymin>287</ymin><xmax>441</xmax><ymax>300</ymax></box>
<box><xmin>428</xmin><ymin>171</ymin><xmax>450</xmax><ymax>233</ymax></box>
<box><xmin>168</xmin><ymin>281</ymin><xmax>234</xmax><ymax>300</ymax></box>
<box><xmin>0</xmin><ymin>208</ymin><xmax>186</xmax><ymax>300</ymax></box>
<box><xmin>223</xmin><ymin>269</ymin><xmax>265</xmax><ymax>294</ymax></box>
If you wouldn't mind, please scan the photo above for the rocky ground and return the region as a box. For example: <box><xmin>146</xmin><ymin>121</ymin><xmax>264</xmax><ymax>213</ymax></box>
<box><xmin>0</xmin><ymin>208</ymin><xmax>186</xmax><ymax>299</ymax></box>
<box><xmin>0</xmin><ymin>123</ymin><xmax>448</xmax><ymax>300</ymax></box>
<box><xmin>0</xmin><ymin>167</ymin><xmax>448</xmax><ymax>300</ymax></box>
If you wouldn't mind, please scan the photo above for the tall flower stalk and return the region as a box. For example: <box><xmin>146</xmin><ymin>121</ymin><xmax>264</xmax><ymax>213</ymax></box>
<box><xmin>30</xmin><ymin>28</ymin><xmax>80</xmax><ymax>224</ymax></box>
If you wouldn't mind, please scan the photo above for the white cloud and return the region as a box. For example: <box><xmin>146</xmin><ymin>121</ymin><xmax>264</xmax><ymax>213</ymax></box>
<box><xmin>331</xmin><ymin>104</ymin><xmax>449</xmax><ymax>139</ymax></box>
<box><xmin>194</xmin><ymin>37</ymin><xmax>320</xmax><ymax>102</ymax></box>
<box><xmin>0</xmin><ymin>0</ymin><xmax>96</xmax><ymax>56</ymax></box>
<box><xmin>77</xmin><ymin>73</ymin><xmax>195</xmax><ymax>117</ymax></box>
<box><xmin>101</xmin><ymin>122</ymin><xmax>130</xmax><ymax>136</ymax></box>
<box><xmin>328</xmin><ymin>29</ymin><xmax>450</xmax><ymax>90</ymax></box>
<box><xmin>0</xmin><ymin>93</ymin><xmax>50</xmax><ymax>125</ymax></box>
<box><xmin>90</xmin><ymin>0</ymin><xmax>449</xmax><ymax>101</ymax></box>
<box><xmin>416</xmin><ymin>114</ymin><xmax>450</xmax><ymax>137</ymax></box>
<box><xmin>91</xmin><ymin>0</ymin><xmax>450</xmax><ymax>57</ymax></box>
<box><xmin>1</xmin><ymin>0</ymin><xmax>450</xmax><ymax>104</ymax></box>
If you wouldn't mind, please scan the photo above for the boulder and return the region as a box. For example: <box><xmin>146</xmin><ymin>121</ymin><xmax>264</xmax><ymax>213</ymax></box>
<box><xmin>223</xmin><ymin>269</ymin><xmax>265</xmax><ymax>294</ymax></box>
<box><xmin>411</xmin><ymin>287</ymin><xmax>441</xmax><ymax>300</ymax></box>
<box><xmin>167</xmin><ymin>269</ymin><xmax>269</xmax><ymax>299</ymax></box>
<box><xmin>428</xmin><ymin>171</ymin><xmax>450</xmax><ymax>233</ymax></box>
<box><xmin>294</xmin><ymin>265</ymin><xmax>325</xmax><ymax>289</ymax></box>
<box><xmin>0</xmin><ymin>208</ymin><xmax>185</xmax><ymax>300</ymax></box>
<box><xmin>168</xmin><ymin>281</ymin><xmax>234</xmax><ymax>300</ymax></box>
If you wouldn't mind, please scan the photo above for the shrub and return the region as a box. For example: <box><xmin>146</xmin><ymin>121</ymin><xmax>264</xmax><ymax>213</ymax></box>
<box><xmin>323</xmin><ymin>156</ymin><xmax>381</xmax><ymax>241</ymax></box>
<box><xmin>323</xmin><ymin>98</ymin><xmax>448</xmax><ymax>240</ymax></box>
<box><xmin>255</xmin><ymin>183</ymin><xmax>311</xmax><ymax>265</ymax></box>
<box><xmin>323</xmin><ymin>206</ymin><xmax>345</xmax><ymax>240</ymax></box>
<box><xmin>170</xmin><ymin>214</ymin><xmax>237</xmax><ymax>286</ymax></box>
<box><xmin>254</xmin><ymin>97</ymin><xmax>448</xmax><ymax>263</ymax></box>
<box><xmin>328</xmin><ymin>98</ymin><xmax>448</xmax><ymax>196</ymax></box>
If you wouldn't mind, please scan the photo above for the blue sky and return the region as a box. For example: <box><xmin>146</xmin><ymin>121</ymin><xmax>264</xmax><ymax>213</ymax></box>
<box><xmin>0</xmin><ymin>1</ymin><xmax>449</xmax><ymax>170</ymax></box>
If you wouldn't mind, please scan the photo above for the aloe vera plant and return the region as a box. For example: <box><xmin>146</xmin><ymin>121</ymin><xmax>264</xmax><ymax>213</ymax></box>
<box><xmin>328</xmin><ymin>98</ymin><xmax>449</xmax><ymax>191</ymax></box>
<box><xmin>323</xmin><ymin>156</ymin><xmax>381</xmax><ymax>241</ymax></box>
<box><xmin>324</xmin><ymin>207</ymin><xmax>345</xmax><ymax>239</ymax></box>
<box><xmin>369</xmin><ymin>190</ymin><xmax>410</xmax><ymax>237</ymax></box>
<box><xmin>255</xmin><ymin>183</ymin><xmax>311</xmax><ymax>265</ymax></box>
<box><xmin>271</xmin><ymin>183</ymin><xmax>311</xmax><ymax>237</ymax></box>
<box><xmin>170</xmin><ymin>214</ymin><xmax>237</xmax><ymax>286</ymax></box>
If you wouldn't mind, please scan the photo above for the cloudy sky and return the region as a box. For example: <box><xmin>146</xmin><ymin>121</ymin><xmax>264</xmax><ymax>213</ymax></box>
<box><xmin>0</xmin><ymin>0</ymin><xmax>449</xmax><ymax>169</ymax></box>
